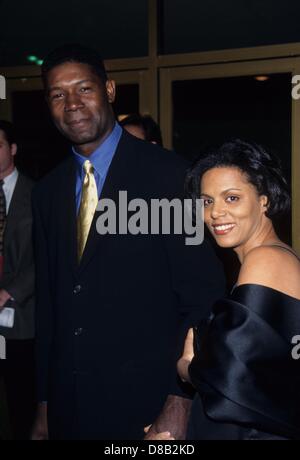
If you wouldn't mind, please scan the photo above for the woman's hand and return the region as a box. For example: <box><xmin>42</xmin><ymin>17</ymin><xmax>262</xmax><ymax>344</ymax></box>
<box><xmin>177</xmin><ymin>328</ymin><xmax>194</xmax><ymax>383</ymax></box>
<box><xmin>144</xmin><ymin>424</ymin><xmax>175</xmax><ymax>440</ymax></box>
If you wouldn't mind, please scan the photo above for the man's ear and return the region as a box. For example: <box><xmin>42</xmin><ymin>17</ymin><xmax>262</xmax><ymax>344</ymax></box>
<box><xmin>106</xmin><ymin>80</ymin><xmax>116</xmax><ymax>104</ymax></box>
<box><xmin>11</xmin><ymin>143</ymin><xmax>17</xmax><ymax>157</ymax></box>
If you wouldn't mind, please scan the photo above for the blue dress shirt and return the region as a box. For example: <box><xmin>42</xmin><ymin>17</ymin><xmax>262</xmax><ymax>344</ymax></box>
<box><xmin>73</xmin><ymin>122</ymin><xmax>122</xmax><ymax>213</ymax></box>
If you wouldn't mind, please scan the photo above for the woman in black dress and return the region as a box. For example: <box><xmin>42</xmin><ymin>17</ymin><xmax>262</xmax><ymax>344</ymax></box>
<box><xmin>163</xmin><ymin>139</ymin><xmax>300</xmax><ymax>440</ymax></box>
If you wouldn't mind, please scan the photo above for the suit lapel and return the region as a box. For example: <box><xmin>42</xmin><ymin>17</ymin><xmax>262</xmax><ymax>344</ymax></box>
<box><xmin>58</xmin><ymin>157</ymin><xmax>78</xmax><ymax>274</ymax></box>
<box><xmin>4</xmin><ymin>174</ymin><xmax>25</xmax><ymax>248</ymax></box>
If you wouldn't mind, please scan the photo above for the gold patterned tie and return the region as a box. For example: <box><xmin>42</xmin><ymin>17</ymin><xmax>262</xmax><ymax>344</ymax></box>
<box><xmin>77</xmin><ymin>160</ymin><xmax>98</xmax><ymax>260</ymax></box>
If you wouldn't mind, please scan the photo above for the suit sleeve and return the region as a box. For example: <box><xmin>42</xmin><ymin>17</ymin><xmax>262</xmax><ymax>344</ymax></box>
<box><xmin>165</xmin><ymin>234</ymin><xmax>226</xmax><ymax>397</ymax></box>
<box><xmin>4</xmin><ymin>218</ymin><xmax>35</xmax><ymax>305</ymax></box>
<box><xmin>32</xmin><ymin>189</ymin><xmax>54</xmax><ymax>402</ymax></box>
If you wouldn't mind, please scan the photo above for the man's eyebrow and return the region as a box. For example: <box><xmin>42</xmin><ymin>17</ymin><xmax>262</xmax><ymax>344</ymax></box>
<box><xmin>47</xmin><ymin>79</ymin><xmax>95</xmax><ymax>94</ymax></box>
<box><xmin>74</xmin><ymin>79</ymin><xmax>95</xmax><ymax>85</ymax></box>
<box><xmin>47</xmin><ymin>86</ymin><xmax>61</xmax><ymax>93</ymax></box>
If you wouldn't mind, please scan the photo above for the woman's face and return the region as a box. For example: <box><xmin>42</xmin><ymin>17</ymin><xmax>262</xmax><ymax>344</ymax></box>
<box><xmin>200</xmin><ymin>167</ymin><xmax>268</xmax><ymax>250</ymax></box>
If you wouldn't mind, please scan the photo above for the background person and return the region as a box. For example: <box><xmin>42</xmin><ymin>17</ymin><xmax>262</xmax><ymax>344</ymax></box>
<box><xmin>0</xmin><ymin>120</ymin><xmax>35</xmax><ymax>440</ymax></box>
<box><xmin>120</xmin><ymin>113</ymin><xmax>163</xmax><ymax>146</ymax></box>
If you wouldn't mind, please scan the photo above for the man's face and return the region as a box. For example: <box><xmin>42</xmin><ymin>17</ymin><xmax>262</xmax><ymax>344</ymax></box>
<box><xmin>45</xmin><ymin>61</ymin><xmax>116</xmax><ymax>155</ymax></box>
<box><xmin>0</xmin><ymin>130</ymin><xmax>16</xmax><ymax>177</ymax></box>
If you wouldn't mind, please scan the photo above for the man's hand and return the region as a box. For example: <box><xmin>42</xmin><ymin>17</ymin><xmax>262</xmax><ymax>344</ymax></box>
<box><xmin>143</xmin><ymin>395</ymin><xmax>192</xmax><ymax>440</ymax></box>
<box><xmin>0</xmin><ymin>289</ymin><xmax>13</xmax><ymax>311</ymax></box>
<box><xmin>31</xmin><ymin>402</ymin><xmax>49</xmax><ymax>440</ymax></box>
<box><xmin>177</xmin><ymin>328</ymin><xmax>194</xmax><ymax>383</ymax></box>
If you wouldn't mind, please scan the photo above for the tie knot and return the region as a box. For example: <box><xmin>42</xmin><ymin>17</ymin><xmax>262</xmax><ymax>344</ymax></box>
<box><xmin>83</xmin><ymin>160</ymin><xmax>94</xmax><ymax>175</ymax></box>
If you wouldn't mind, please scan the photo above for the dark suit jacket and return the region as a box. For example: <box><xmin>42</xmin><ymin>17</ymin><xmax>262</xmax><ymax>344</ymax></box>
<box><xmin>0</xmin><ymin>173</ymin><xmax>35</xmax><ymax>340</ymax></box>
<box><xmin>32</xmin><ymin>131</ymin><xmax>225</xmax><ymax>439</ymax></box>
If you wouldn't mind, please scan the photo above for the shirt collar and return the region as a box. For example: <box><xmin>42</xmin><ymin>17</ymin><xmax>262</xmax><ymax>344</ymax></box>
<box><xmin>2</xmin><ymin>167</ymin><xmax>18</xmax><ymax>186</ymax></box>
<box><xmin>72</xmin><ymin>122</ymin><xmax>122</xmax><ymax>179</ymax></box>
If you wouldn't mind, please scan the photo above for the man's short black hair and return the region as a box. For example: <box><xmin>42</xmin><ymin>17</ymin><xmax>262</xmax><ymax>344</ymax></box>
<box><xmin>120</xmin><ymin>113</ymin><xmax>163</xmax><ymax>146</ymax></box>
<box><xmin>41</xmin><ymin>43</ymin><xmax>108</xmax><ymax>86</ymax></box>
<box><xmin>0</xmin><ymin>120</ymin><xmax>17</xmax><ymax>145</ymax></box>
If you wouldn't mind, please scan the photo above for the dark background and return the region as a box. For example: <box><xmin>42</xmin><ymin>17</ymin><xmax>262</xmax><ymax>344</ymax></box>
<box><xmin>0</xmin><ymin>0</ymin><xmax>296</xmax><ymax>244</ymax></box>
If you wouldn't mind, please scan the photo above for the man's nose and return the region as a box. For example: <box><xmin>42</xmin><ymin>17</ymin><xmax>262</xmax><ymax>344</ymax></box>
<box><xmin>64</xmin><ymin>92</ymin><xmax>84</xmax><ymax>111</ymax></box>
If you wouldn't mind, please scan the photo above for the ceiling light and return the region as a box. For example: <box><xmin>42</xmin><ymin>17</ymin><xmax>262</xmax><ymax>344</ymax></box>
<box><xmin>27</xmin><ymin>55</ymin><xmax>43</xmax><ymax>66</ymax></box>
<box><xmin>255</xmin><ymin>75</ymin><xmax>270</xmax><ymax>82</ymax></box>
<box><xmin>27</xmin><ymin>55</ymin><xmax>38</xmax><ymax>63</ymax></box>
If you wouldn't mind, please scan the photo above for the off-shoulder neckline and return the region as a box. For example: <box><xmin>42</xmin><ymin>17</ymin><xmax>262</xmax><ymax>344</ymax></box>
<box><xmin>233</xmin><ymin>283</ymin><xmax>300</xmax><ymax>302</ymax></box>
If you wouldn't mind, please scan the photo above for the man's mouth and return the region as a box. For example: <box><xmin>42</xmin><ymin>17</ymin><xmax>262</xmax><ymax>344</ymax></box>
<box><xmin>66</xmin><ymin>118</ymin><xmax>89</xmax><ymax>127</ymax></box>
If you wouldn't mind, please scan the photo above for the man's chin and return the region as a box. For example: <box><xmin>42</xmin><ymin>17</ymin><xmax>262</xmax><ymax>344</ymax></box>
<box><xmin>66</xmin><ymin>132</ymin><xmax>97</xmax><ymax>146</ymax></box>
<box><xmin>71</xmin><ymin>136</ymin><xmax>93</xmax><ymax>145</ymax></box>
<box><xmin>57</xmin><ymin>124</ymin><xmax>94</xmax><ymax>144</ymax></box>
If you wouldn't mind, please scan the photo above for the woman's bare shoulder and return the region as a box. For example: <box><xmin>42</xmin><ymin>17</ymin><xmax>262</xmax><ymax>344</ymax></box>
<box><xmin>237</xmin><ymin>245</ymin><xmax>300</xmax><ymax>300</ymax></box>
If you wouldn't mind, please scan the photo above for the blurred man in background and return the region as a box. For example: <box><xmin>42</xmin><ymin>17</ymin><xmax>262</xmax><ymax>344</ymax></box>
<box><xmin>120</xmin><ymin>113</ymin><xmax>163</xmax><ymax>146</ymax></box>
<box><xmin>0</xmin><ymin>120</ymin><xmax>35</xmax><ymax>440</ymax></box>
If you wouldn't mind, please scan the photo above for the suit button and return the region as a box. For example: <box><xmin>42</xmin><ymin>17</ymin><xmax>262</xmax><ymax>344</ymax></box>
<box><xmin>73</xmin><ymin>285</ymin><xmax>82</xmax><ymax>294</ymax></box>
<box><xmin>74</xmin><ymin>328</ymin><xmax>83</xmax><ymax>336</ymax></box>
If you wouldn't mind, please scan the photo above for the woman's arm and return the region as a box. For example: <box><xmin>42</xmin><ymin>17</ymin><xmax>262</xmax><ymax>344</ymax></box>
<box><xmin>177</xmin><ymin>328</ymin><xmax>194</xmax><ymax>384</ymax></box>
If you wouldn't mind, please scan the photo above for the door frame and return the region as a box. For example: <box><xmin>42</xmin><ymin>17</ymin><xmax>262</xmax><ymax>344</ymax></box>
<box><xmin>160</xmin><ymin>57</ymin><xmax>300</xmax><ymax>252</ymax></box>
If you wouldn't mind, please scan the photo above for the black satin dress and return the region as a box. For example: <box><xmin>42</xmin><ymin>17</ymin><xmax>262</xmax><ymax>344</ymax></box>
<box><xmin>188</xmin><ymin>284</ymin><xmax>300</xmax><ymax>440</ymax></box>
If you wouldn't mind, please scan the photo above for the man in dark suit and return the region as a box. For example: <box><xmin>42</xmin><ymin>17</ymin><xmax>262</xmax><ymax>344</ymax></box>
<box><xmin>0</xmin><ymin>120</ymin><xmax>35</xmax><ymax>439</ymax></box>
<box><xmin>31</xmin><ymin>44</ymin><xmax>225</xmax><ymax>440</ymax></box>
